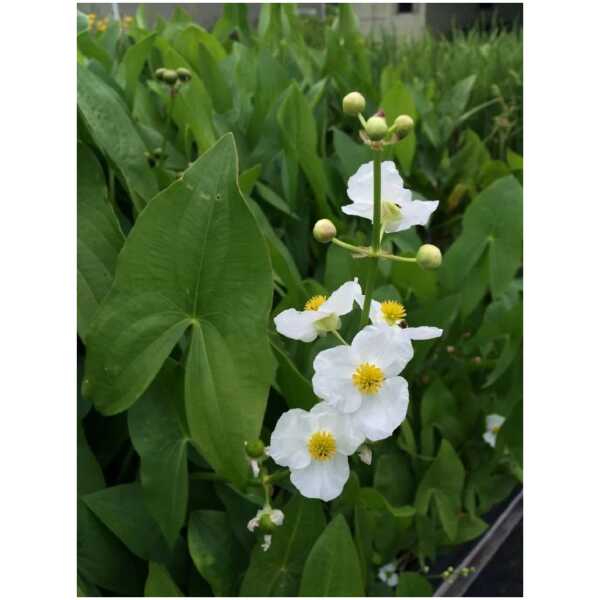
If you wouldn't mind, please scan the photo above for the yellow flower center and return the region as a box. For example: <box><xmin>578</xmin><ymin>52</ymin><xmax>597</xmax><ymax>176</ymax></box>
<box><xmin>380</xmin><ymin>300</ymin><xmax>407</xmax><ymax>325</ymax></box>
<box><xmin>491</xmin><ymin>426</ymin><xmax>501</xmax><ymax>434</ymax></box>
<box><xmin>307</xmin><ymin>431</ymin><xmax>337</xmax><ymax>461</ymax></box>
<box><xmin>352</xmin><ymin>362</ymin><xmax>385</xmax><ymax>395</ymax></box>
<box><xmin>304</xmin><ymin>295</ymin><xmax>327</xmax><ymax>311</ymax></box>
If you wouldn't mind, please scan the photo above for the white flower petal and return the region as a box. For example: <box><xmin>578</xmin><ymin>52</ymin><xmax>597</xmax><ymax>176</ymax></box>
<box><xmin>270</xmin><ymin>509</ymin><xmax>285</xmax><ymax>526</ymax></box>
<box><xmin>310</xmin><ymin>403</ymin><xmax>364</xmax><ymax>454</ymax></box>
<box><xmin>405</xmin><ymin>326</ymin><xmax>443</xmax><ymax>340</ymax></box>
<box><xmin>269</xmin><ymin>409</ymin><xmax>312</xmax><ymax>469</ymax></box>
<box><xmin>341</xmin><ymin>201</ymin><xmax>374</xmax><ymax>221</ymax></box>
<box><xmin>351</xmin><ymin>325</ymin><xmax>414</xmax><ymax>377</ymax></box>
<box><xmin>393</xmin><ymin>198</ymin><xmax>439</xmax><ymax>230</ymax></box>
<box><xmin>290</xmin><ymin>453</ymin><xmax>349</xmax><ymax>501</ymax></box>
<box><xmin>320</xmin><ymin>278</ymin><xmax>362</xmax><ymax>316</ymax></box>
<box><xmin>313</xmin><ymin>346</ymin><xmax>362</xmax><ymax>412</ymax></box>
<box><xmin>351</xmin><ymin>376</ymin><xmax>409</xmax><ymax>441</ymax></box>
<box><xmin>274</xmin><ymin>308</ymin><xmax>322</xmax><ymax>342</ymax></box>
<box><xmin>486</xmin><ymin>414</ymin><xmax>506</xmax><ymax>431</ymax></box>
<box><xmin>261</xmin><ymin>534</ymin><xmax>272</xmax><ymax>551</ymax></box>
<box><xmin>483</xmin><ymin>431</ymin><xmax>497</xmax><ymax>447</ymax></box>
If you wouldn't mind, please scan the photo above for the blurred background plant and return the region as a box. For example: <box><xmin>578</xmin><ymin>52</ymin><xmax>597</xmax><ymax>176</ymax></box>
<box><xmin>77</xmin><ymin>4</ymin><xmax>522</xmax><ymax>597</ymax></box>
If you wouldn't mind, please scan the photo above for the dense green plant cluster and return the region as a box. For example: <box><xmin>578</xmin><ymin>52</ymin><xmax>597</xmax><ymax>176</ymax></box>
<box><xmin>77</xmin><ymin>4</ymin><xmax>522</xmax><ymax>597</ymax></box>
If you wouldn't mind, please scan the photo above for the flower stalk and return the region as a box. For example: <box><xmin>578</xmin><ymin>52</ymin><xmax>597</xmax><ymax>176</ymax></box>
<box><xmin>360</xmin><ymin>148</ymin><xmax>383</xmax><ymax>327</ymax></box>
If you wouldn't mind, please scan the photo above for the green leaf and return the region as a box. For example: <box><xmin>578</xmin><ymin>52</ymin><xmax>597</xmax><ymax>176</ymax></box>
<box><xmin>277</xmin><ymin>82</ymin><xmax>334</xmax><ymax>220</ymax></box>
<box><xmin>433</xmin><ymin>490</ymin><xmax>458</xmax><ymax>541</ymax></box>
<box><xmin>128</xmin><ymin>360</ymin><xmax>189</xmax><ymax>547</ymax></box>
<box><xmin>381</xmin><ymin>81</ymin><xmax>417</xmax><ymax>174</ymax></box>
<box><xmin>255</xmin><ymin>181</ymin><xmax>299</xmax><ymax>219</ymax></box>
<box><xmin>77</xmin><ymin>426</ymin><xmax>146</xmax><ymax>595</ymax></box>
<box><xmin>145</xmin><ymin>562</ymin><xmax>184</xmax><ymax>597</ymax></box>
<box><xmin>271</xmin><ymin>340</ymin><xmax>319</xmax><ymax>410</ymax></box>
<box><xmin>395</xmin><ymin>572</ymin><xmax>433</xmax><ymax>597</ymax></box>
<box><xmin>77</xmin><ymin>64</ymin><xmax>158</xmax><ymax>209</ymax></box>
<box><xmin>333</xmin><ymin>128</ymin><xmax>371</xmax><ymax>181</ymax></box>
<box><xmin>299</xmin><ymin>515</ymin><xmax>363</xmax><ymax>596</ymax></box>
<box><xmin>84</xmin><ymin>134</ymin><xmax>274</xmax><ymax>487</ymax></box>
<box><xmin>117</xmin><ymin>32</ymin><xmax>157</xmax><ymax>104</ymax></box>
<box><xmin>188</xmin><ymin>510</ymin><xmax>245</xmax><ymax>596</ymax></box>
<box><xmin>415</xmin><ymin>440</ymin><xmax>465</xmax><ymax>516</ymax></box>
<box><xmin>358</xmin><ymin>488</ymin><xmax>416</xmax><ymax>523</ymax></box>
<box><xmin>241</xmin><ymin>495</ymin><xmax>326</xmax><ymax>596</ymax></box>
<box><xmin>77</xmin><ymin>142</ymin><xmax>124</xmax><ymax>340</ymax></box>
<box><xmin>83</xmin><ymin>482</ymin><xmax>170</xmax><ymax>561</ymax></box>
<box><xmin>441</xmin><ymin>176</ymin><xmax>523</xmax><ymax>298</ymax></box>
<box><xmin>374</xmin><ymin>453</ymin><xmax>415</xmax><ymax>507</ymax></box>
<box><xmin>454</xmin><ymin>514</ymin><xmax>488</xmax><ymax>544</ymax></box>
<box><xmin>77</xmin><ymin>11</ymin><xmax>89</xmax><ymax>34</ymax></box>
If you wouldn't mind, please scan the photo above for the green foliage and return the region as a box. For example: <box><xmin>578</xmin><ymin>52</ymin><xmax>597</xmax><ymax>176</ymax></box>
<box><xmin>77</xmin><ymin>5</ymin><xmax>522</xmax><ymax>596</ymax></box>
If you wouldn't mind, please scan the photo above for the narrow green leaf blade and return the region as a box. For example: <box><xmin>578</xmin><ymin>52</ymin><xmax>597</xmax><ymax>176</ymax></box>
<box><xmin>145</xmin><ymin>562</ymin><xmax>184</xmax><ymax>597</ymax></box>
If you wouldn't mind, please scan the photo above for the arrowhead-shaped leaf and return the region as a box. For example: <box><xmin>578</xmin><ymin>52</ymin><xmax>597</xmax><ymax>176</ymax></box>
<box><xmin>84</xmin><ymin>134</ymin><xmax>274</xmax><ymax>486</ymax></box>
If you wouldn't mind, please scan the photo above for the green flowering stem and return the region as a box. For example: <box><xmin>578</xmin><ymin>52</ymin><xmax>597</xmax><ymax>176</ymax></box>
<box><xmin>331</xmin><ymin>330</ymin><xmax>349</xmax><ymax>345</ymax></box>
<box><xmin>158</xmin><ymin>88</ymin><xmax>176</xmax><ymax>168</ymax></box>
<box><xmin>358</xmin><ymin>113</ymin><xmax>367</xmax><ymax>129</ymax></box>
<box><xmin>378</xmin><ymin>253</ymin><xmax>417</xmax><ymax>263</ymax></box>
<box><xmin>331</xmin><ymin>238</ymin><xmax>369</xmax><ymax>255</ymax></box>
<box><xmin>360</xmin><ymin>148</ymin><xmax>383</xmax><ymax>327</ymax></box>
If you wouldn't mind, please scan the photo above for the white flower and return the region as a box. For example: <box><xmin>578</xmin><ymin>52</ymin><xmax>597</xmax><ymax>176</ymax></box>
<box><xmin>360</xmin><ymin>297</ymin><xmax>443</xmax><ymax>342</ymax></box>
<box><xmin>378</xmin><ymin>562</ymin><xmax>399</xmax><ymax>587</ymax></box>
<box><xmin>342</xmin><ymin>161</ymin><xmax>439</xmax><ymax>233</ymax></box>
<box><xmin>273</xmin><ymin>279</ymin><xmax>362</xmax><ymax>343</ymax></box>
<box><xmin>483</xmin><ymin>414</ymin><xmax>506</xmax><ymax>448</ymax></box>
<box><xmin>312</xmin><ymin>325</ymin><xmax>413</xmax><ymax>441</ymax></box>
<box><xmin>247</xmin><ymin>507</ymin><xmax>285</xmax><ymax>532</ymax></box>
<box><xmin>249</xmin><ymin>458</ymin><xmax>260</xmax><ymax>478</ymax></box>
<box><xmin>269</xmin><ymin>403</ymin><xmax>363</xmax><ymax>501</ymax></box>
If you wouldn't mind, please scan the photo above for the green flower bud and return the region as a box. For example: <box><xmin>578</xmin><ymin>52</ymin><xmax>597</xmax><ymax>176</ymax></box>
<box><xmin>365</xmin><ymin>115</ymin><xmax>388</xmax><ymax>141</ymax></box>
<box><xmin>313</xmin><ymin>219</ymin><xmax>337</xmax><ymax>243</ymax></box>
<box><xmin>154</xmin><ymin>68</ymin><xmax>167</xmax><ymax>81</ymax></box>
<box><xmin>416</xmin><ymin>244</ymin><xmax>442</xmax><ymax>270</ymax></box>
<box><xmin>342</xmin><ymin>91</ymin><xmax>366</xmax><ymax>116</ymax></box>
<box><xmin>161</xmin><ymin>69</ymin><xmax>178</xmax><ymax>85</ymax></box>
<box><xmin>393</xmin><ymin>114</ymin><xmax>414</xmax><ymax>139</ymax></box>
<box><xmin>176</xmin><ymin>67</ymin><xmax>192</xmax><ymax>82</ymax></box>
<box><xmin>259</xmin><ymin>512</ymin><xmax>278</xmax><ymax>533</ymax></box>
<box><xmin>245</xmin><ymin>439</ymin><xmax>265</xmax><ymax>459</ymax></box>
<box><xmin>371</xmin><ymin>552</ymin><xmax>383</xmax><ymax>565</ymax></box>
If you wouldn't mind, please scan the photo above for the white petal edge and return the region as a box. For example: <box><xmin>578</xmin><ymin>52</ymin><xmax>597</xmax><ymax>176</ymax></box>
<box><xmin>269</xmin><ymin>409</ymin><xmax>312</xmax><ymax>469</ymax></box>
<box><xmin>274</xmin><ymin>308</ymin><xmax>320</xmax><ymax>342</ymax></box>
<box><xmin>321</xmin><ymin>278</ymin><xmax>362</xmax><ymax>316</ymax></box>
<box><xmin>290</xmin><ymin>453</ymin><xmax>349</xmax><ymax>501</ymax></box>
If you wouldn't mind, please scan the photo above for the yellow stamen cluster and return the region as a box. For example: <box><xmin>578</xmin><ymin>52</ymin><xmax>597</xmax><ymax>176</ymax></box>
<box><xmin>304</xmin><ymin>295</ymin><xmax>327</xmax><ymax>311</ymax></box>
<box><xmin>352</xmin><ymin>362</ymin><xmax>385</xmax><ymax>395</ymax></box>
<box><xmin>380</xmin><ymin>300</ymin><xmax>407</xmax><ymax>325</ymax></box>
<box><xmin>307</xmin><ymin>431</ymin><xmax>337</xmax><ymax>461</ymax></box>
<box><xmin>491</xmin><ymin>426</ymin><xmax>501</xmax><ymax>434</ymax></box>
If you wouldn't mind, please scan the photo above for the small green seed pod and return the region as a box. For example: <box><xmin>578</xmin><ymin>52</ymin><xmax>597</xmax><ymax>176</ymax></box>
<box><xmin>365</xmin><ymin>115</ymin><xmax>388</xmax><ymax>141</ymax></box>
<box><xmin>161</xmin><ymin>69</ymin><xmax>178</xmax><ymax>85</ymax></box>
<box><xmin>416</xmin><ymin>244</ymin><xmax>442</xmax><ymax>270</ymax></box>
<box><xmin>258</xmin><ymin>512</ymin><xmax>278</xmax><ymax>533</ymax></box>
<box><xmin>245</xmin><ymin>439</ymin><xmax>265</xmax><ymax>459</ymax></box>
<box><xmin>393</xmin><ymin>114</ymin><xmax>414</xmax><ymax>139</ymax></box>
<box><xmin>312</xmin><ymin>219</ymin><xmax>337</xmax><ymax>243</ymax></box>
<box><xmin>342</xmin><ymin>91</ymin><xmax>366</xmax><ymax>116</ymax></box>
<box><xmin>154</xmin><ymin>67</ymin><xmax>167</xmax><ymax>81</ymax></box>
<box><xmin>176</xmin><ymin>67</ymin><xmax>192</xmax><ymax>82</ymax></box>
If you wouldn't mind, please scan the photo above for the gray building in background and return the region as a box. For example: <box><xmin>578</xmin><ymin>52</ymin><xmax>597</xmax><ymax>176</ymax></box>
<box><xmin>78</xmin><ymin>3</ymin><xmax>522</xmax><ymax>37</ymax></box>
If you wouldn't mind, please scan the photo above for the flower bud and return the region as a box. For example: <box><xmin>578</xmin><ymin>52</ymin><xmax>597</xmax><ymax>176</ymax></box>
<box><xmin>154</xmin><ymin>68</ymin><xmax>167</xmax><ymax>81</ymax></box>
<box><xmin>176</xmin><ymin>67</ymin><xmax>192</xmax><ymax>82</ymax></box>
<box><xmin>358</xmin><ymin>444</ymin><xmax>372</xmax><ymax>466</ymax></box>
<box><xmin>393</xmin><ymin>114</ymin><xmax>414</xmax><ymax>139</ymax></box>
<box><xmin>313</xmin><ymin>219</ymin><xmax>337</xmax><ymax>243</ymax></box>
<box><xmin>416</xmin><ymin>243</ymin><xmax>442</xmax><ymax>270</ymax></box>
<box><xmin>245</xmin><ymin>439</ymin><xmax>265</xmax><ymax>459</ymax></box>
<box><xmin>161</xmin><ymin>69</ymin><xmax>178</xmax><ymax>85</ymax></box>
<box><xmin>342</xmin><ymin>91</ymin><xmax>366</xmax><ymax>116</ymax></box>
<box><xmin>365</xmin><ymin>115</ymin><xmax>388</xmax><ymax>141</ymax></box>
